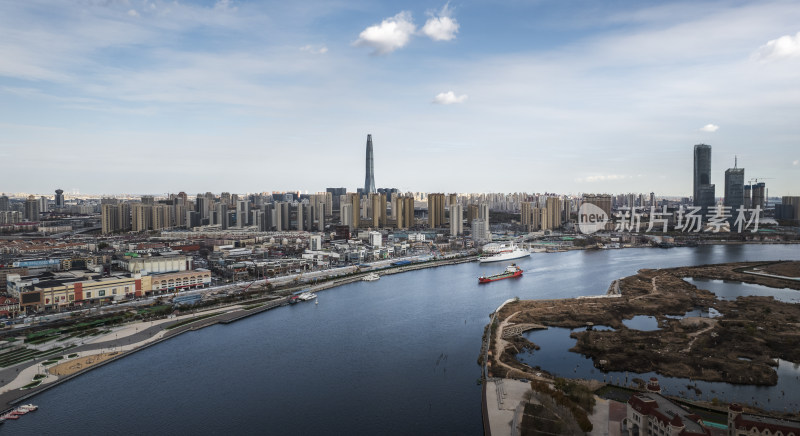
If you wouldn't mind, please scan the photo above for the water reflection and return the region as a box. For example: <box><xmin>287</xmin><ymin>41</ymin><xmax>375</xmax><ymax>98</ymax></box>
<box><xmin>687</xmin><ymin>278</ymin><xmax>800</xmax><ymax>303</ymax></box>
<box><xmin>622</xmin><ymin>315</ymin><xmax>659</xmax><ymax>331</ymax></box>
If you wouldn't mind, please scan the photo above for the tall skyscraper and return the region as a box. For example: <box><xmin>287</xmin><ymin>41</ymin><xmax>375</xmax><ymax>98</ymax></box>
<box><xmin>55</xmin><ymin>189</ymin><xmax>65</xmax><ymax>209</ymax></box>
<box><xmin>0</xmin><ymin>194</ymin><xmax>9</xmax><ymax>211</ymax></box>
<box><xmin>778</xmin><ymin>196</ymin><xmax>800</xmax><ymax>224</ymax></box>
<box><xmin>24</xmin><ymin>195</ymin><xmax>40</xmax><ymax>221</ymax></box>
<box><xmin>364</xmin><ymin>134</ymin><xmax>376</xmax><ymax>194</ymax></box>
<box><xmin>724</xmin><ymin>158</ymin><xmax>745</xmax><ymax>212</ymax></box>
<box><xmin>752</xmin><ymin>182</ymin><xmax>766</xmax><ymax>209</ymax></box>
<box><xmin>477</xmin><ymin>203</ymin><xmax>491</xmax><ymax>240</ymax></box>
<box><xmin>693</xmin><ymin>144</ymin><xmax>715</xmax><ymax>216</ymax></box>
<box><xmin>744</xmin><ymin>185</ymin><xmax>752</xmax><ymax>208</ymax></box>
<box><xmin>450</xmin><ymin>204</ymin><xmax>463</xmax><ymax>236</ymax></box>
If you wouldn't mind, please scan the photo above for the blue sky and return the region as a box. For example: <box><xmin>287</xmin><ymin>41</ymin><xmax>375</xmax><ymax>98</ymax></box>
<box><xmin>1</xmin><ymin>0</ymin><xmax>799</xmax><ymax>196</ymax></box>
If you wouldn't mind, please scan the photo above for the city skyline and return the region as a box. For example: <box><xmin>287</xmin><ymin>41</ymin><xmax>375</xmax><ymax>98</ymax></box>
<box><xmin>1</xmin><ymin>1</ymin><xmax>799</xmax><ymax>195</ymax></box>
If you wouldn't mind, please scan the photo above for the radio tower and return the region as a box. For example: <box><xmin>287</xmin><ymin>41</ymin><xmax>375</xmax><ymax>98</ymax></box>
<box><xmin>364</xmin><ymin>134</ymin><xmax>376</xmax><ymax>194</ymax></box>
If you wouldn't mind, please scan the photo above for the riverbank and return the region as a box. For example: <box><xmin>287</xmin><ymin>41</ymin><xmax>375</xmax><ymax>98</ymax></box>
<box><xmin>0</xmin><ymin>254</ymin><xmax>478</xmax><ymax>411</ymax></box>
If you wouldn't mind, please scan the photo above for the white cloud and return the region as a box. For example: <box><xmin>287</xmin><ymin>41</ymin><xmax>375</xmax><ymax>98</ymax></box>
<box><xmin>793</xmin><ymin>160</ymin><xmax>799</xmax><ymax>166</ymax></box>
<box><xmin>127</xmin><ymin>9</ymin><xmax>140</xmax><ymax>18</ymax></box>
<box><xmin>300</xmin><ymin>44</ymin><xmax>328</xmax><ymax>54</ymax></box>
<box><xmin>421</xmin><ymin>3</ymin><xmax>459</xmax><ymax>41</ymax></box>
<box><xmin>433</xmin><ymin>90</ymin><xmax>467</xmax><ymax>104</ymax></box>
<box><xmin>214</xmin><ymin>0</ymin><xmax>238</xmax><ymax>12</ymax></box>
<box><xmin>753</xmin><ymin>31</ymin><xmax>800</xmax><ymax>61</ymax></box>
<box><xmin>700</xmin><ymin>124</ymin><xmax>719</xmax><ymax>132</ymax></box>
<box><xmin>354</xmin><ymin>11</ymin><xmax>415</xmax><ymax>55</ymax></box>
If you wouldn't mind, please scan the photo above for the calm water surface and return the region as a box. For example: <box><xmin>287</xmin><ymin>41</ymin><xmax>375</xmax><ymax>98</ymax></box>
<box><xmin>687</xmin><ymin>277</ymin><xmax>800</xmax><ymax>303</ymax></box>
<box><xmin>10</xmin><ymin>245</ymin><xmax>800</xmax><ymax>435</ymax></box>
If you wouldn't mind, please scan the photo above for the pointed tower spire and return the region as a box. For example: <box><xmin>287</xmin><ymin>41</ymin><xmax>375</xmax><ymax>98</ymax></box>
<box><xmin>364</xmin><ymin>134</ymin><xmax>376</xmax><ymax>194</ymax></box>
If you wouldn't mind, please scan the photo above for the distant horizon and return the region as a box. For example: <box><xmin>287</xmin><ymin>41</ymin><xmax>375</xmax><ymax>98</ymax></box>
<box><xmin>0</xmin><ymin>189</ymin><xmax>793</xmax><ymax>201</ymax></box>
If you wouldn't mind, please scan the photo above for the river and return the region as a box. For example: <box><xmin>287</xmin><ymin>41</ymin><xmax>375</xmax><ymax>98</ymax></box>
<box><xmin>9</xmin><ymin>244</ymin><xmax>800</xmax><ymax>435</ymax></box>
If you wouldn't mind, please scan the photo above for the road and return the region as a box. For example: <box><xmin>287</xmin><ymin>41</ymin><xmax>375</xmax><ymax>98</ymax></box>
<box><xmin>11</xmin><ymin>253</ymin><xmax>467</xmax><ymax>328</ymax></box>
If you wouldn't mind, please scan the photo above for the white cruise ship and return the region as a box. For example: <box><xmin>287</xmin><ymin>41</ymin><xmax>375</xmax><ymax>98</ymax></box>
<box><xmin>477</xmin><ymin>245</ymin><xmax>531</xmax><ymax>263</ymax></box>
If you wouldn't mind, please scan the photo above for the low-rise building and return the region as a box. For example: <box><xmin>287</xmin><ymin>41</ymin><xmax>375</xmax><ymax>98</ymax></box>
<box><xmin>119</xmin><ymin>254</ymin><xmax>191</xmax><ymax>274</ymax></box>
<box><xmin>727</xmin><ymin>403</ymin><xmax>800</xmax><ymax>436</ymax></box>
<box><xmin>0</xmin><ymin>296</ymin><xmax>19</xmax><ymax>318</ymax></box>
<box><xmin>19</xmin><ymin>273</ymin><xmax>145</xmax><ymax>312</ymax></box>
<box><xmin>148</xmin><ymin>269</ymin><xmax>211</xmax><ymax>294</ymax></box>
<box><xmin>622</xmin><ymin>378</ymin><xmax>710</xmax><ymax>436</ymax></box>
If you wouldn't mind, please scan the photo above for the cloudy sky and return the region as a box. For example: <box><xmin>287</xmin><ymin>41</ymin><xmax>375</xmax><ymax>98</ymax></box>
<box><xmin>1</xmin><ymin>0</ymin><xmax>798</xmax><ymax>197</ymax></box>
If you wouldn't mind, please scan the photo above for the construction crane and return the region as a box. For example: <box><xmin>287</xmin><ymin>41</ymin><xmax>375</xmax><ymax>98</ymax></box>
<box><xmin>748</xmin><ymin>177</ymin><xmax>774</xmax><ymax>185</ymax></box>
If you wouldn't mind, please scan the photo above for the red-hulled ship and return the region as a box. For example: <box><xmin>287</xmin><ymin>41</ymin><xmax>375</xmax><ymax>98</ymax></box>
<box><xmin>478</xmin><ymin>264</ymin><xmax>523</xmax><ymax>283</ymax></box>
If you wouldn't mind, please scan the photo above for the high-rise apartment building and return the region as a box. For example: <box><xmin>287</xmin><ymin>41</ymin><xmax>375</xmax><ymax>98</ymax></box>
<box><xmin>582</xmin><ymin>194</ymin><xmax>612</xmax><ymax>218</ymax></box>
<box><xmin>693</xmin><ymin>144</ymin><xmax>715</xmax><ymax>216</ymax></box>
<box><xmin>364</xmin><ymin>134</ymin><xmax>376</xmax><ymax>194</ymax></box>
<box><xmin>450</xmin><ymin>204</ymin><xmax>463</xmax><ymax>236</ymax></box>
<box><xmin>471</xmin><ymin>219</ymin><xmax>489</xmax><ymax>242</ymax></box>
<box><xmin>296</xmin><ymin>203</ymin><xmax>305</xmax><ymax>231</ymax></box>
<box><xmin>0</xmin><ymin>194</ymin><xmax>9</xmax><ymax>211</ymax></box>
<box><xmin>724</xmin><ymin>159</ymin><xmax>745</xmax><ymax>212</ymax></box>
<box><xmin>24</xmin><ymin>195</ymin><xmax>39</xmax><ymax>221</ymax></box>
<box><xmin>131</xmin><ymin>203</ymin><xmax>152</xmax><ymax>232</ymax></box>
<box><xmin>347</xmin><ymin>193</ymin><xmax>360</xmax><ymax>230</ymax></box>
<box><xmin>476</xmin><ymin>203</ymin><xmax>491</xmax><ymax>240</ymax></box>
<box><xmin>370</xmin><ymin>193</ymin><xmax>386</xmax><ymax>228</ymax></box>
<box><xmin>341</xmin><ymin>204</ymin><xmax>354</xmax><ymax>230</ymax></box>
<box><xmin>102</xmin><ymin>203</ymin><xmax>132</xmax><ymax>234</ymax></box>
<box><xmin>404</xmin><ymin>196</ymin><xmax>414</xmax><ymax>229</ymax></box>
<box><xmin>543</xmin><ymin>196</ymin><xmax>563</xmax><ymax>230</ymax></box>
<box><xmin>151</xmin><ymin>204</ymin><xmax>170</xmax><ymax>231</ymax></box>
<box><xmin>428</xmin><ymin>193</ymin><xmax>445</xmax><ymax>228</ymax></box>
<box><xmin>327</xmin><ymin>188</ymin><xmax>346</xmax><ymax>214</ymax></box>
<box><xmin>217</xmin><ymin>203</ymin><xmax>228</xmax><ymax>229</ymax></box>
<box><xmin>394</xmin><ymin>195</ymin><xmax>414</xmax><ymax>229</ymax></box>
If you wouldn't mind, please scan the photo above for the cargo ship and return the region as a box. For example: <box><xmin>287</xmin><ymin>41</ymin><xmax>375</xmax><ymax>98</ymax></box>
<box><xmin>478</xmin><ymin>264</ymin><xmax>523</xmax><ymax>283</ymax></box>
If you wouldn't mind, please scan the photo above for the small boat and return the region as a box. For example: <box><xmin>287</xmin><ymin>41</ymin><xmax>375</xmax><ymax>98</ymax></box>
<box><xmin>362</xmin><ymin>273</ymin><xmax>380</xmax><ymax>282</ymax></box>
<box><xmin>19</xmin><ymin>404</ymin><xmax>38</xmax><ymax>412</ymax></box>
<box><xmin>297</xmin><ymin>292</ymin><xmax>317</xmax><ymax>301</ymax></box>
<box><xmin>1</xmin><ymin>414</ymin><xmax>19</xmax><ymax>420</ymax></box>
<box><xmin>478</xmin><ymin>264</ymin><xmax>523</xmax><ymax>283</ymax></box>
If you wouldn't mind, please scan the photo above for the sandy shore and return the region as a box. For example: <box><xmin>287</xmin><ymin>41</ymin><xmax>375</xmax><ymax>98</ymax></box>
<box><xmin>48</xmin><ymin>352</ymin><xmax>120</xmax><ymax>377</ymax></box>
